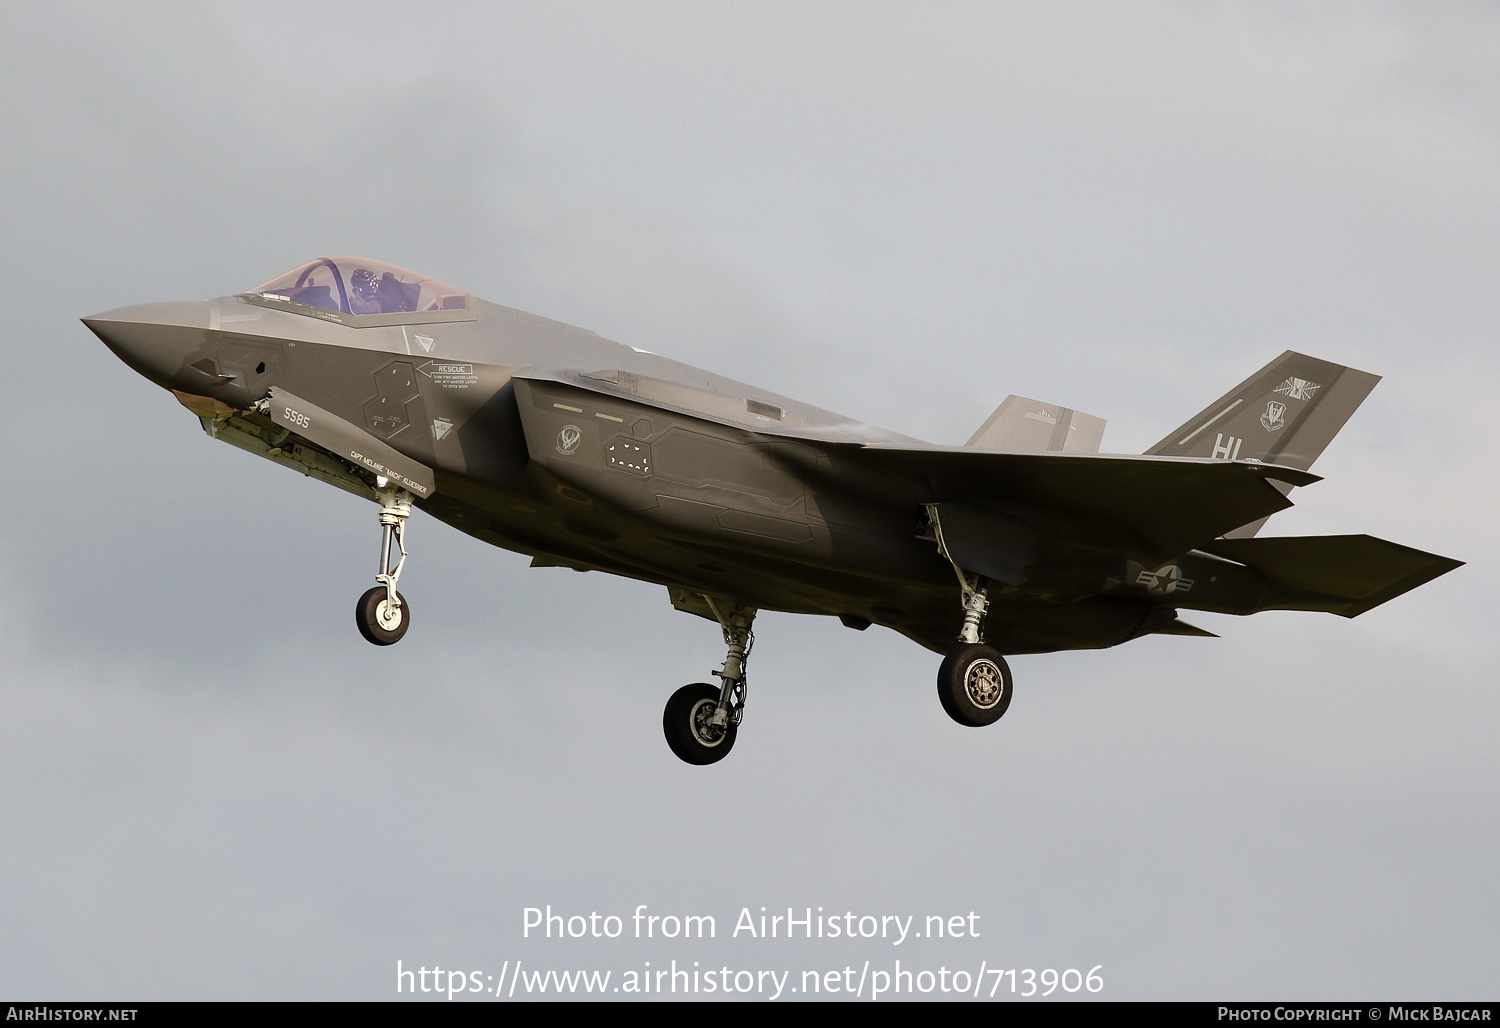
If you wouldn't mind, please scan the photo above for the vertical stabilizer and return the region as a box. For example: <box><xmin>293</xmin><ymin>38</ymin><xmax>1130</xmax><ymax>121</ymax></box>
<box><xmin>1145</xmin><ymin>351</ymin><xmax>1379</xmax><ymax>537</ymax></box>
<box><xmin>967</xmin><ymin>395</ymin><xmax>1106</xmax><ymax>453</ymax></box>
<box><xmin>1146</xmin><ymin>351</ymin><xmax>1379</xmax><ymax>469</ymax></box>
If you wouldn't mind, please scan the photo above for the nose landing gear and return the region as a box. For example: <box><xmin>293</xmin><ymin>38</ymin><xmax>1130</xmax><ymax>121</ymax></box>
<box><xmin>664</xmin><ymin>598</ymin><xmax>755</xmax><ymax>765</ymax></box>
<box><xmin>356</xmin><ymin>486</ymin><xmax>413</xmax><ymax>645</ymax></box>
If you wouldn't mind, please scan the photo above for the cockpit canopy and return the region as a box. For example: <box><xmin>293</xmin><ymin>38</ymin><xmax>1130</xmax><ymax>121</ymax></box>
<box><xmin>245</xmin><ymin>257</ymin><xmax>471</xmax><ymax>324</ymax></box>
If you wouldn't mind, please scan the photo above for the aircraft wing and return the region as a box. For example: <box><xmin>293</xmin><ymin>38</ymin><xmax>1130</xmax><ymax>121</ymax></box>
<box><xmin>516</xmin><ymin>368</ymin><xmax>1319</xmax><ymax>565</ymax></box>
<box><xmin>852</xmin><ymin>445</ymin><xmax>1319</xmax><ymax>564</ymax></box>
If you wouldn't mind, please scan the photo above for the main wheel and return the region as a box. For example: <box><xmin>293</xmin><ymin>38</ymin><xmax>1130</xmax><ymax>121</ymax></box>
<box><xmin>937</xmin><ymin>644</ymin><xmax>1012</xmax><ymax>726</ymax></box>
<box><xmin>663</xmin><ymin>683</ymin><xmax>737</xmax><ymax>765</ymax></box>
<box><xmin>356</xmin><ymin>586</ymin><xmax>410</xmax><ymax>646</ymax></box>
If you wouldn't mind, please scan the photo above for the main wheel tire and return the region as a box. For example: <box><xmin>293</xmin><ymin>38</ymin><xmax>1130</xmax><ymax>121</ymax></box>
<box><xmin>356</xmin><ymin>586</ymin><xmax>410</xmax><ymax>646</ymax></box>
<box><xmin>663</xmin><ymin>683</ymin><xmax>737</xmax><ymax>765</ymax></box>
<box><xmin>937</xmin><ymin>644</ymin><xmax>1012</xmax><ymax>726</ymax></box>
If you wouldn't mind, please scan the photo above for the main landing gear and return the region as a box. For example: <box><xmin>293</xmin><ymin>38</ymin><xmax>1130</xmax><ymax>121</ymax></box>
<box><xmin>356</xmin><ymin>485</ymin><xmax>413</xmax><ymax>646</ymax></box>
<box><xmin>927</xmin><ymin>505</ymin><xmax>1014</xmax><ymax>727</ymax></box>
<box><xmin>664</xmin><ymin>599</ymin><xmax>756</xmax><ymax>765</ymax></box>
<box><xmin>938</xmin><ymin>642</ymin><xmax>1013</xmax><ymax>726</ymax></box>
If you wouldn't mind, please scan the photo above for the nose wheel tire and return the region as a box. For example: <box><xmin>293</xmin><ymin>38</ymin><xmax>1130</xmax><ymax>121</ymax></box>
<box><xmin>663</xmin><ymin>683</ymin><xmax>738</xmax><ymax>765</ymax></box>
<box><xmin>938</xmin><ymin>644</ymin><xmax>1012</xmax><ymax>726</ymax></box>
<box><xmin>356</xmin><ymin>586</ymin><xmax>410</xmax><ymax>646</ymax></box>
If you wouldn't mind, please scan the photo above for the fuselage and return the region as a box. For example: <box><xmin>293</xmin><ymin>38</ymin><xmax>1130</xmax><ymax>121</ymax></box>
<box><xmin>86</xmin><ymin>292</ymin><xmax>977</xmax><ymax>635</ymax></box>
<box><xmin>84</xmin><ymin>274</ymin><xmax>1246</xmax><ymax>655</ymax></box>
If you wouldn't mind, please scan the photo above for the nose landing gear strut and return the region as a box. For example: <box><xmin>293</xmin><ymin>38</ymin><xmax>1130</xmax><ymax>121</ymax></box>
<box><xmin>663</xmin><ymin>598</ymin><xmax>756</xmax><ymax>765</ymax></box>
<box><xmin>356</xmin><ymin>486</ymin><xmax>413</xmax><ymax>645</ymax></box>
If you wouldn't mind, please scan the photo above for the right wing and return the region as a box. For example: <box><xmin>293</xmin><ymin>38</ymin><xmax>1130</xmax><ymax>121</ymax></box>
<box><xmin>854</xmin><ymin>445</ymin><xmax>1317</xmax><ymax>565</ymax></box>
<box><xmin>514</xmin><ymin>367</ymin><xmax>1320</xmax><ymax>566</ymax></box>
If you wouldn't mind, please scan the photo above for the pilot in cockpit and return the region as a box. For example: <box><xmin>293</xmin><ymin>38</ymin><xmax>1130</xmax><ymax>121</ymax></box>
<box><xmin>249</xmin><ymin>257</ymin><xmax>468</xmax><ymax>318</ymax></box>
<box><xmin>348</xmin><ymin>266</ymin><xmax>421</xmax><ymax>315</ymax></box>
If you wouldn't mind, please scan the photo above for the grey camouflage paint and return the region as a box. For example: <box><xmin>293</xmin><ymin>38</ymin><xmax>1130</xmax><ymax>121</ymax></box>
<box><xmin>83</xmin><ymin>270</ymin><xmax>1461</xmax><ymax>658</ymax></box>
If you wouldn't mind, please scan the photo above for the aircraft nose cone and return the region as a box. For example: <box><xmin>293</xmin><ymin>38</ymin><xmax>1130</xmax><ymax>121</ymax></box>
<box><xmin>83</xmin><ymin>300</ymin><xmax>214</xmax><ymax>390</ymax></box>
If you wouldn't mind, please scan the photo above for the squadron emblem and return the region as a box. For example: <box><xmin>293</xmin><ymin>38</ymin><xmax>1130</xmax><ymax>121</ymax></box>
<box><xmin>555</xmin><ymin>424</ymin><xmax>582</xmax><ymax>455</ymax></box>
<box><xmin>1260</xmin><ymin>400</ymin><xmax>1286</xmax><ymax>432</ymax></box>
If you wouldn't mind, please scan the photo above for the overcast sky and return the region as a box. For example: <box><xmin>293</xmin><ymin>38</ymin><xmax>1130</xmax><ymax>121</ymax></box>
<box><xmin>0</xmin><ymin>1</ymin><xmax>1494</xmax><ymax>1001</ymax></box>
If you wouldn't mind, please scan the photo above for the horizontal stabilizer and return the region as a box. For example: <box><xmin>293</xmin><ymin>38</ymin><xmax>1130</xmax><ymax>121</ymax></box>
<box><xmin>968</xmin><ymin>395</ymin><xmax>1106</xmax><ymax>453</ymax></box>
<box><xmin>1200</xmin><ymin>534</ymin><xmax>1463</xmax><ymax>617</ymax></box>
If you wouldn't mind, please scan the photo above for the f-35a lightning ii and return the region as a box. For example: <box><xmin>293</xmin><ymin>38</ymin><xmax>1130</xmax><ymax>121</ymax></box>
<box><xmin>85</xmin><ymin>256</ymin><xmax>1461</xmax><ymax>764</ymax></box>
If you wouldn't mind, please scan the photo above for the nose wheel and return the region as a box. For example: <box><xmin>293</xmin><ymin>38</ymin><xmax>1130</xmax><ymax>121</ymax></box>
<box><xmin>663</xmin><ymin>683</ymin><xmax>737</xmax><ymax>764</ymax></box>
<box><xmin>357</xmin><ymin>586</ymin><xmax>411</xmax><ymax>645</ymax></box>
<box><xmin>664</xmin><ymin>598</ymin><xmax>755</xmax><ymax>765</ymax></box>
<box><xmin>357</xmin><ymin>485</ymin><xmax>414</xmax><ymax>646</ymax></box>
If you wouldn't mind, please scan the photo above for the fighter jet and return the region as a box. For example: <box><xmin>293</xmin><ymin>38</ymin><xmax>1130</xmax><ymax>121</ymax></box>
<box><xmin>84</xmin><ymin>256</ymin><xmax>1462</xmax><ymax>764</ymax></box>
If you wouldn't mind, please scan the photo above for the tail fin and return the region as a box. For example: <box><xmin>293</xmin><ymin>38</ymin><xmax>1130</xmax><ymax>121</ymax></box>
<box><xmin>967</xmin><ymin>395</ymin><xmax>1106</xmax><ymax>453</ymax></box>
<box><xmin>1146</xmin><ymin>351</ymin><xmax>1379</xmax><ymax>537</ymax></box>
<box><xmin>1146</xmin><ymin>351</ymin><xmax>1379</xmax><ymax>468</ymax></box>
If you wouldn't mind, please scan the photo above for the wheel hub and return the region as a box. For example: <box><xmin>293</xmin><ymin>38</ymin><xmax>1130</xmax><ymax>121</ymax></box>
<box><xmin>965</xmin><ymin>659</ymin><xmax>1004</xmax><ymax>709</ymax></box>
<box><xmin>375</xmin><ymin>599</ymin><xmax>404</xmax><ymax>631</ymax></box>
<box><xmin>689</xmin><ymin>698</ymin><xmax>728</xmax><ymax>747</ymax></box>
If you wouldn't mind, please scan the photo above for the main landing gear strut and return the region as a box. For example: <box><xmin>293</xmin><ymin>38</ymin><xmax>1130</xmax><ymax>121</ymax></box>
<box><xmin>356</xmin><ymin>485</ymin><xmax>414</xmax><ymax>645</ymax></box>
<box><xmin>927</xmin><ymin>505</ymin><xmax>1013</xmax><ymax>727</ymax></box>
<box><xmin>663</xmin><ymin>598</ymin><xmax>756</xmax><ymax>765</ymax></box>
